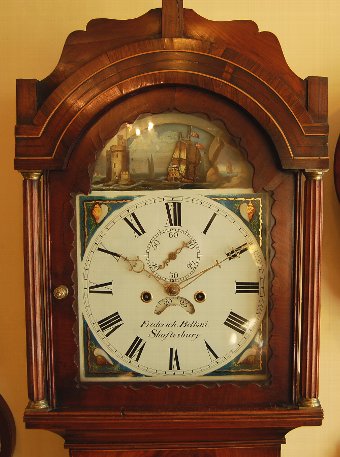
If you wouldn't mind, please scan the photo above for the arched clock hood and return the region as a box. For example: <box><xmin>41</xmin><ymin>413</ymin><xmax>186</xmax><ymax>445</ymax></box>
<box><xmin>15</xmin><ymin>1</ymin><xmax>328</xmax><ymax>456</ymax></box>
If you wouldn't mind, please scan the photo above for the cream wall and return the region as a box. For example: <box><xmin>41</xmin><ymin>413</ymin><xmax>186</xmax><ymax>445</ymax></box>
<box><xmin>0</xmin><ymin>0</ymin><xmax>339</xmax><ymax>456</ymax></box>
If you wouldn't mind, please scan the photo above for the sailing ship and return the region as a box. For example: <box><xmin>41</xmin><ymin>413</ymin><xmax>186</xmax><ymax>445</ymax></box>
<box><xmin>167</xmin><ymin>127</ymin><xmax>203</xmax><ymax>182</ymax></box>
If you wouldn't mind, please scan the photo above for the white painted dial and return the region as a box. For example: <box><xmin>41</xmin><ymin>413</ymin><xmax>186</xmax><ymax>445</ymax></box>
<box><xmin>78</xmin><ymin>191</ymin><xmax>267</xmax><ymax>381</ymax></box>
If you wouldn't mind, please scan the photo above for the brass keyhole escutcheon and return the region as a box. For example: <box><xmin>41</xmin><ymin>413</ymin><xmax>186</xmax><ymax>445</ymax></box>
<box><xmin>53</xmin><ymin>285</ymin><xmax>69</xmax><ymax>300</ymax></box>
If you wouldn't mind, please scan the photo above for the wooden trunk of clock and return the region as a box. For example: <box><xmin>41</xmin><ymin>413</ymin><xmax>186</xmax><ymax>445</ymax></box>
<box><xmin>15</xmin><ymin>1</ymin><xmax>328</xmax><ymax>456</ymax></box>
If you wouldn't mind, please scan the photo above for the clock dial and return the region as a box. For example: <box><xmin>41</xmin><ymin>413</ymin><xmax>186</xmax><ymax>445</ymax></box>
<box><xmin>77</xmin><ymin>191</ymin><xmax>267</xmax><ymax>381</ymax></box>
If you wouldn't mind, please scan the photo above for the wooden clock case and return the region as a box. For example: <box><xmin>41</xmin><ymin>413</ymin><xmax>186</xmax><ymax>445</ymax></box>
<box><xmin>334</xmin><ymin>136</ymin><xmax>340</xmax><ymax>200</ymax></box>
<box><xmin>0</xmin><ymin>395</ymin><xmax>16</xmax><ymax>457</ymax></box>
<box><xmin>15</xmin><ymin>1</ymin><xmax>328</xmax><ymax>456</ymax></box>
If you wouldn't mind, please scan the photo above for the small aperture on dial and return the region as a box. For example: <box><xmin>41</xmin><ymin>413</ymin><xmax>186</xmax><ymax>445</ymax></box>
<box><xmin>141</xmin><ymin>291</ymin><xmax>152</xmax><ymax>303</ymax></box>
<box><xmin>194</xmin><ymin>291</ymin><xmax>206</xmax><ymax>303</ymax></box>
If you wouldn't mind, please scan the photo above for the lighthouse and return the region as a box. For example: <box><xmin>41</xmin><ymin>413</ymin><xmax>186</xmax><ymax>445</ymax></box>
<box><xmin>105</xmin><ymin>135</ymin><xmax>130</xmax><ymax>184</ymax></box>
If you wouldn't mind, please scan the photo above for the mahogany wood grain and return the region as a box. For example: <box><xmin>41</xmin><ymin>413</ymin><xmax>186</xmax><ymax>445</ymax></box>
<box><xmin>15</xmin><ymin>43</ymin><xmax>328</xmax><ymax>171</ymax></box>
<box><xmin>300</xmin><ymin>172</ymin><xmax>323</xmax><ymax>405</ymax></box>
<box><xmin>22</xmin><ymin>173</ymin><xmax>48</xmax><ymax>407</ymax></box>
<box><xmin>306</xmin><ymin>76</ymin><xmax>328</xmax><ymax>123</ymax></box>
<box><xmin>334</xmin><ymin>135</ymin><xmax>340</xmax><ymax>201</ymax></box>
<box><xmin>39</xmin><ymin>10</ymin><xmax>162</xmax><ymax>98</ymax></box>
<box><xmin>183</xmin><ymin>9</ymin><xmax>304</xmax><ymax>100</ymax></box>
<box><xmin>37</xmin><ymin>8</ymin><xmax>301</xmax><ymax>102</ymax></box>
<box><xmin>292</xmin><ymin>172</ymin><xmax>303</xmax><ymax>404</ymax></box>
<box><xmin>16</xmin><ymin>79</ymin><xmax>38</xmax><ymax>124</ymax></box>
<box><xmin>162</xmin><ymin>0</ymin><xmax>183</xmax><ymax>37</ymax></box>
<box><xmin>24</xmin><ymin>408</ymin><xmax>322</xmax><ymax>453</ymax></box>
<box><xmin>69</xmin><ymin>449</ymin><xmax>281</xmax><ymax>457</ymax></box>
<box><xmin>14</xmin><ymin>9</ymin><xmax>328</xmax><ymax>172</ymax></box>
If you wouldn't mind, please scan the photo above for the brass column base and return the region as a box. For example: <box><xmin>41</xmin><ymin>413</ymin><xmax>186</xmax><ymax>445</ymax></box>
<box><xmin>299</xmin><ymin>397</ymin><xmax>321</xmax><ymax>408</ymax></box>
<box><xmin>27</xmin><ymin>399</ymin><xmax>50</xmax><ymax>411</ymax></box>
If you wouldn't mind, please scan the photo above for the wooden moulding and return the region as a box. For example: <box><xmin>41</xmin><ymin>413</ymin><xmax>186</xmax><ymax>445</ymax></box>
<box><xmin>69</xmin><ymin>451</ymin><xmax>282</xmax><ymax>457</ymax></box>
<box><xmin>24</xmin><ymin>408</ymin><xmax>323</xmax><ymax>452</ymax></box>
<box><xmin>14</xmin><ymin>10</ymin><xmax>328</xmax><ymax>173</ymax></box>
<box><xmin>15</xmin><ymin>56</ymin><xmax>328</xmax><ymax>169</ymax></box>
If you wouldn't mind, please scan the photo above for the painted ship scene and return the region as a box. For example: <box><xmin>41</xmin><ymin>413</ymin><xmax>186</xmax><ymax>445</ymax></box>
<box><xmin>91</xmin><ymin>113</ymin><xmax>253</xmax><ymax>191</ymax></box>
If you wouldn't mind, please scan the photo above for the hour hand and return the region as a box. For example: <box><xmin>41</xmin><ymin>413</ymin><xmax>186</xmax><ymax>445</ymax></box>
<box><xmin>97</xmin><ymin>247</ymin><xmax>122</xmax><ymax>261</ymax></box>
<box><xmin>98</xmin><ymin>246</ymin><xmax>167</xmax><ymax>288</ymax></box>
<box><xmin>97</xmin><ymin>247</ymin><xmax>143</xmax><ymax>272</ymax></box>
<box><xmin>124</xmin><ymin>256</ymin><xmax>146</xmax><ymax>273</ymax></box>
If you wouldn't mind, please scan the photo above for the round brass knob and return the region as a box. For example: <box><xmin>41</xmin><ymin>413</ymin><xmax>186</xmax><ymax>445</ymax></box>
<box><xmin>53</xmin><ymin>285</ymin><xmax>69</xmax><ymax>300</ymax></box>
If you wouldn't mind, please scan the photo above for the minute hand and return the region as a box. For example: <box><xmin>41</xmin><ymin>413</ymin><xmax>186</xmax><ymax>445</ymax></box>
<box><xmin>224</xmin><ymin>243</ymin><xmax>249</xmax><ymax>260</ymax></box>
<box><xmin>179</xmin><ymin>243</ymin><xmax>249</xmax><ymax>290</ymax></box>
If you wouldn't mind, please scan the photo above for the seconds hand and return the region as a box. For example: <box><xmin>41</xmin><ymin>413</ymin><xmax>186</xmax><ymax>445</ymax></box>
<box><xmin>157</xmin><ymin>240</ymin><xmax>190</xmax><ymax>270</ymax></box>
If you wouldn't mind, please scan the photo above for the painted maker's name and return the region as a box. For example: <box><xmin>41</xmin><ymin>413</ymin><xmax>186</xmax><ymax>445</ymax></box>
<box><xmin>140</xmin><ymin>320</ymin><xmax>208</xmax><ymax>329</ymax></box>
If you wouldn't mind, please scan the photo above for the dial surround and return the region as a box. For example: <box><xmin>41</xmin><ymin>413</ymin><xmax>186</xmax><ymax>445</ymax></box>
<box><xmin>77</xmin><ymin>191</ymin><xmax>268</xmax><ymax>382</ymax></box>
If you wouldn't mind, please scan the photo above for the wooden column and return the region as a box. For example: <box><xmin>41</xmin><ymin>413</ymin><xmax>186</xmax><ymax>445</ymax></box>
<box><xmin>299</xmin><ymin>170</ymin><xmax>324</xmax><ymax>407</ymax></box>
<box><xmin>22</xmin><ymin>171</ymin><xmax>49</xmax><ymax>410</ymax></box>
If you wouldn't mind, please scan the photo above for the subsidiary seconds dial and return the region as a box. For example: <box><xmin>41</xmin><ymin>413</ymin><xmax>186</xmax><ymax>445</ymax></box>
<box><xmin>78</xmin><ymin>191</ymin><xmax>267</xmax><ymax>381</ymax></box>
<box><xmin>146</xmin><ymin>227</ymin><xmax>201</xmax><ymax>282</ymax></box>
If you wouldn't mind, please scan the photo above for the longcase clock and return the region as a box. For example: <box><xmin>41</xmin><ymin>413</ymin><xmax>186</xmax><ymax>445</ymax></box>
<box><xmin>15</xmin><ymin>1</ymin><xmax>328</xmax><ymax>456</ymax></box>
